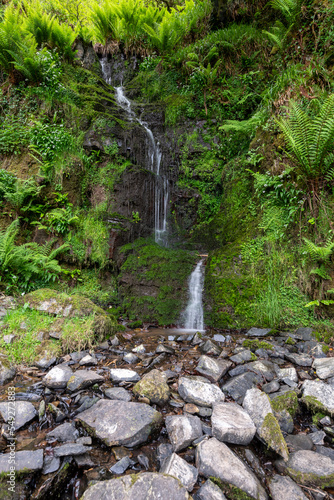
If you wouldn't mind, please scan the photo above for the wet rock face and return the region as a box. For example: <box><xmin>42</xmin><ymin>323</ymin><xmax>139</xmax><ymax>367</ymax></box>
<box><xmin>77</xmin><ymin>399</ymin><xmax>163</xmax><ymax>447</ymax></box>
<box><xmin>81</xmin><ymin>472</ymin><xmax>191</xmax><ymax>500</ymax></box>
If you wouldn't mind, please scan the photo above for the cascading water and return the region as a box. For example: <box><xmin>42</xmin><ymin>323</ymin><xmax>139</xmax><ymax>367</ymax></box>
<box><xmin>183</xmin><ymin>260</ymin><xmax>205</xmax><ymax>331</ymax></box>
<box><xmin>100</xmin><ymin>57</ymin><xmax>169</xmax><ymax>245</ymax></box>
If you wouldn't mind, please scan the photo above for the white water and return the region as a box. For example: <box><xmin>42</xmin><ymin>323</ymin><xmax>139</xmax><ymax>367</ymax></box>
<box><xmin>183</xmin><ymin>260</ymin><xmax>205</xmax><ymax>331</ymax></box>
<box><xmin>100</xmin><ymin>58</ymin><xmax>168</xmax><ymax>246</ymax></box>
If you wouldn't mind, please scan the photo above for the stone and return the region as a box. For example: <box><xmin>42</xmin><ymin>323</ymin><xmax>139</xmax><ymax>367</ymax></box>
<box><xmin>243</xmin><ymin>388</ymin><xmax>289</xmax><ymax>461</ymax></box>
<box><xmin>196</xmin><ymin>356</ymin><xmax>232</xmax><ymax>382</ymax></box>
<box><xmin>211</xmin><ymin>402</ymin><xmax>256</xmax><ymax>445</ymax></box>
<box><xmin>178</xmin><ymin>377</ymin><xmax>225</xmax><ymax>407</ymax></box>
<box><xmin>105</xmin><ymin>387</ymin><xmax>132</xmax><ymax>402</ymax></box>
<box><xmin>247</xmin><ymin>327</ymin><xmax>272</xmax><ymax>337</ymax></box>
<box><xmin>165</xmin><ymin>414</ymin><xmax>202</xmax><ymax>452</ymax></box>
<box><xmin>133</xmin><ymin>369</ymin><xmax>170</xmax><ymax>405</ymax></box>
<box><xmin>110</xmin><ymin>456</ymin><xmax>135</xmax><ymax>474</ymax></box>
<box><xmin>263</xmin><ymin>380</ymin><xmax>280</xmax><ymax>394</ymax></box>
<box><xmin>196</xmin><ymin>438</ymin><xmax>267</xmax><ymax>500</ymax></box>
<box><xmin>79</xmin><ymin>354</ymin><xmax>97</xmax><ymax>366</ymax></box>
<box><xmin>284</xmin><ymin>353</ymin><xmax>313</xmax><ymax>367</ymax></box>
<box><xmin>286</xmin><ymin>434</ymin><xmax>313</xmax><ymax>452</ymax></box>
<box><xmin>195</xmin><ymin>479</ymin><xmax>227</xmax><ymax>500</ymax></box>
<box><xmin>0</xmin><ymin>355</ymin><xmax>16</xmax><ymax>385</ymax></box>
<box><xmin>0</xmin><ymin>449</ymin><xmax>43</xmax><ymax>474</ymax></box>
<box><xmin>0</xmin><ymin>401</ymin><xmax>36</xmax><ymax>430</ymax></box>
<box><xmin>276</xmin><ymin>366</ymin><xmax>298</xmax><ymax>383</ymax></box>
<box><xmin>313</xmin><ymin>357</ymin><xmax>334</xmax><ymax>379</ymax></box>
<box><xmin>160</xmin><ymin>453</ymin><xmax>198</xmax><ymax>492</ymax></box>
<box><xmin>54</xmin><ymin>443</ymin><xmax>91</xmax><ymax>457</ymax></box>
<box><xmin>43</xmin><ymin>364</ymin><xmax>73</xmax><ymax>389</ymax></box>
<box><xmin>77</xmin><ymin>399</ymin><xmax>162</xmax><ymax>447</ymax></box>
<box><xmin>110</xmin><ymin>368</ymin><xmax>140</xmax><ymax>383</ymax></box>
<box><xmin>67</xmin><ymin>370</ymin><xmax>104</xmax><ymax>392</ymax></box>
<box><xmin>221</xmin><ymin>372</ymin><xmax>262</xmax><ymax>404</ymax></box>
<box><xmin>47</xmin><ymin>422</ymin><xmax>79</xmax><ymax>442</ymax></box>
<box><xmin>81</xmin><ymin>472</ymin><xmax>191</xmax><ymax>500</ymax></box>
<box><xmin>286</xmin><ymin>450</ymin><xmax>334</xmax><ymax>487</ymax></box>
<box><xmin>269</xmin><ymin>474</ymin><xmax>307</xmax><ymax>500</ymax></box>
<box><xmin>302</xmin><ymin>379</ymin><xmax>334</xmax><ymax>416</ymax></box>
<box><xmin>230</xmin><ymin>350</ymin><xmax>254</xmax><ymax>364</ymax></box>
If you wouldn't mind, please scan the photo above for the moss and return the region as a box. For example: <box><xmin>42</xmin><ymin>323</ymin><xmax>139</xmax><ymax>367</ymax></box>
<box><xmin>242</xmin><ymin>339</ymin><xmax>274</xmax><ymax>350</ymax></box>
<box><xmin>261</xmin><ymin>412</ymin><xmax>289</xmax><ymax>461</ymax></box>
<box><xmin>271</xmin><ymin>390</ymin><xmax>299</xmax><ymax>417</ymax></box>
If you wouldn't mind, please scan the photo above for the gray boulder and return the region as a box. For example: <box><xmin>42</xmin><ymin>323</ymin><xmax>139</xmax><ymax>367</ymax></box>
<box><xmin>77</xmin><ymin>399</ymin><xmax>162</xmax><ymax>447</ymax></box>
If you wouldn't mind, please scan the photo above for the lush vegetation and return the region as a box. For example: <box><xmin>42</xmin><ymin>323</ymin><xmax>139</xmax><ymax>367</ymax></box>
<box><xmin>1</xmin><ymin>0</ymin><xmax>334</xmax><ymax>334</ymax></box>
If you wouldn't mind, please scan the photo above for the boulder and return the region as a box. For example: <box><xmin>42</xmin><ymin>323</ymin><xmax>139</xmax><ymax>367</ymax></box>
<box><xmin>77</xmin><ymin>399</ymin><xmax>162</xmax><ymax>447</ymax></box>
<box><xmin>133</xmin><ymin>369</ymin><xmax>170</xmax><ymax>405</ymax></box>
<box><xmin>81</xmin><ymin>472</ymin><xmax>191</xmax><ymax>500</ymax></box>
<box><xmin>211</xmin><ymin>402</ymin><xmax>256</xmax><ymax>445</ymax></box>
<box><xmin>196</xmin><ymin>438</ymin><xmax>267</xmax><ymax>500</ymax></box>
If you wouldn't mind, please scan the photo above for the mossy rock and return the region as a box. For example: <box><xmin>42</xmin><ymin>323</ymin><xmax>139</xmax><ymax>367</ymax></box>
<box><xmin>271</xmin><ymin>390</ymin><xmax>299</xmax><ymax>417</ymax></box>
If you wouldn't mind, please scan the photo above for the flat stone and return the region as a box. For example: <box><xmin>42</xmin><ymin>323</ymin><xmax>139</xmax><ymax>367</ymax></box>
<box><xmin>302</xmin><ymin>380</ymin><xmax>334</xmax><ymax>416</ymax></box>
<box><xmin>243</xmin><ymin>388</ymin><xmax>289</xmax><ymax>461</ymax></box>
<box><xmin>67</xmin><ymin>370</ymin><xmax>104</xmax><ymax>392</ymax></box>
<box><xmin>178</xmin><ymin>377</ymin><xmax>224</xmax><ymax>408</ymax></box>
<box><xmin>43</xmin><ymin>365</ymin><xmax>73</xmax><ymax>389</ymax></box>
<box><xmin>79</xmin><ymin>355</ymin><xmax>97</xmax><ymax>366</ymax></box>
<box><xmin>211</xmin><ymin>402</ymin><xmax>256</xmax><ymax>445</ymax></box>
<box><xmin>77</xmin><ymin>399</ymin><xmax>162</xmax><ymax>447</ymax></box>
<box><xmin>286</xmin><ymin>450</ymin><xmax>334</xmax><ymax>486</ymax></box>
<box><xmin>105</xmin><ymin>387</ymin><xmax>132</xmax><ymax>402</ymax></box>
<box><xmin>230</xmin><ymin>350</ymin><xmax>254</xmax><ymax>364</ymax></box>
<box><xmin>110</xmin><ymin>368</ymin><xmax>140</xmax><ymax>383</ymax></box>
<box><xmin>276</xmin><ymin>366</ymin><xmax>298</xmax><ymax>383</ymax></box>
<box><xmin>160</xmin><ymin>453</ymin><xmax>198</xmax><ymax>492</ymax></box>
<box><xmin>196</xmin><ymin>438</ymin><xmax>267</xmax><ymax>500</ymax></box>
<box><xmin>221</xmin><ymin>372</ymin><xmax>262</xmax><ymax>404</ymax></box>
<box><xmin>195</xmin><ymin>479</ymin><xmax>227</xmax><ymax>500</ymax></box>
<box><xmin>196</xmin><ymin>356</ymin><xmax>232</xmax><ymax>382</ymax></box>
<box><xmin>286</xmin><ymin>434</ymin><xmax>313</xmax><ymax>452</ymax></box>
<box><xmin>81</xmin><ymin>472</ymin><xmax>191</xmax><ymax>500</ymax></box>
<box><xmin>0</xmin><ymin>449</ymin><xmax>43</xmax><ymax>473</ymax></box>
<box><xmin>46</xmin><ymin>422</ymin><xmax>79</xmax><ymax>442</ymax></box>
<box><xmin>0</xmin><ymin>401</ymin><xmax>36</xmax><ymax>430</ymax></box>
<box><xmin>313</xmin><ymin>357</ymin><xmax>334</xmax><ymax>379</ymax></box>
<box><xmin>165</xmin><ymin>414</ymin><xmax>202</xmax><ymax>452</ymax></box>
<box><xmin>54</xmin><ymin>443</ymin><xmax>91</xmax><ymax>457</ymax></box>
<box><xmin>284</xmin><ymin>353</ymin><xmax>312</xmax><ymax>367</ymax></box>
<box><xmin>133</xmin><ymin>369</ymin><xmax>170</xmax><ymax>406</ymax></box>
<box><xmin>247</xmin><ymin>327</ymin><xmax>272</xmax><ymax>337</ymax></box>
<box><xmin>269</xmin><ymin>474</ymin><xmax>307</xmax><ymax>500</ymax></box>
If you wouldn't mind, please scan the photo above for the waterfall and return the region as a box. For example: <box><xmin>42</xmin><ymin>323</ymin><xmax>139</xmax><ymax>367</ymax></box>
<box><xmin>100</xmin><ymin>58</ymin><xmax>168</xmax><ymax>246</ymax></box>
<box><xmin>183</xmin><ymin>260</ymin><xmax>205</xmax><ymax>331</ymax></box>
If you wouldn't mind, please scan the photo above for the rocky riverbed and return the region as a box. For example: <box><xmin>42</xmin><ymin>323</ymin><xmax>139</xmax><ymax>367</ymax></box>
<box><xmin>1</xmin><ymin>324</ymin><xmax>334</xmax><ymax>499</ymax></box>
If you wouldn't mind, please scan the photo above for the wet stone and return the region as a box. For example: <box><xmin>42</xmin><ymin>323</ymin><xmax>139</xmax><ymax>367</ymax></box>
<box><xmin>286</xmin><ymin>450</ymin><xmax>334</xmax><ymax>486</ymax></box>
<box><xmin>178</xmin><ymin>376</ymin><xmax>225</xmax><ymax>408</ymax></box>
<box><xmin>165</xmin><ymin>414</ymin><xmax>203</xmax><ymax>452</ymax></box>
<box><xmin>110</xmin><ymin>368</ymin><xmax>140</xmax><ymax>383</ymax></box>
<box><xmin>195</xmin><ymin>479</ymin><xmax>227</xmax><ymax>500</ymax></box>
<box><xmin>43</xmin><ymin>364</ymin><xmax>73</xmax><ymax>389</ymax></box>
<box><xmin>247</xmin><ymin>327</ymin><xmax>272</xmax><ymax>337</ymax></box>
<box><xmin>0</xmin><ymin>401</ymin><xmax>36</xmax><ymax>430</ymax></box>
<box><xmin>46</xmin><ymin>422</ymin><xmax>79</xmax><ymax>442</ymax></box>
<box><xmin>313</xmin><ymin>357</ymin><xmax>334</xmax><ymax>379</ymax></box>
<box><xmin>67</xmin><ymin>370</ymin><xmax>104</xmax><ymax>392</ymax></box>
<box><xmin>196</xmin><ymin>438</ymin><xmax>267</xmax><ymax>500</ymax></box>
<box><xmin>160</xmin><ymin>453</ymin><xmax>198</xmax><ymax>492</ymax></box>
<box><xmin>78</xmin><ymin>399</ymin><xmax>162</xmax><ymax>447</ymax></box>
<box><xmin>269</xmin><ymin>474</ymin><xmax>307</xmax><ymax>500</ymax></box>
<box><xmin>54</xmin><ymin>442</ymin><xmax>91</xmax><ymax>457</ymax></box>
<box><xmin>221</xmin><ymin>371</ymin><xmax>262</xmax><ymax>404</ymax></box>
<box><xmin>81</xmin><ymin>472</ymin><xmax>191</xmax><ymax>500</ymax></box>
<box><xmin>0</xmin><ymin>449</ymin><xmax>43</xmax><ymax>474</ymax></box>
<box><xmin>196</xmin><ymin>355</ymin><xmax>232</xmax><ymax>382</ymax></box>
<box><xmin>133</xmin><ymin>369</ymin><xmax>170</xmax><ymax>406</ymax></box>
<box><xmin>105</xmin><ymin>387</ymin><xmax>132</xmax><ymax>402</ymax></box>
<box><xmin>211</xmin><ymin>402</ymin><xmax>256</xmax><ymax>445</ymax></box>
